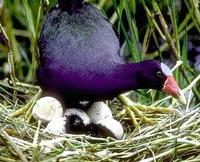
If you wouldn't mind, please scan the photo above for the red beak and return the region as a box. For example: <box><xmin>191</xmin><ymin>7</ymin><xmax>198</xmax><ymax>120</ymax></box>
<box><xmin>162</xmin><ymin>76</ymin><xmax>186</xmax><ymax>104</ymax></box>
<box><xmin>162</xmin><ymin>76</ymin><xmax>180</xmax><ymax>98</ymax></box>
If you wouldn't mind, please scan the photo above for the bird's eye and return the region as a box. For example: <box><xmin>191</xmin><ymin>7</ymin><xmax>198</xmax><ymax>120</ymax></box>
<box><xmin>156</xmin><ymin>71</ymin><xmax>162</xmax><ymax>78</ymax></box>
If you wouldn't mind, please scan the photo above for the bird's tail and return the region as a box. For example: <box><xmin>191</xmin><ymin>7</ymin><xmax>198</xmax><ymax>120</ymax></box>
<box><xmin>58</xmin><ymin>0</ymin><xmax>84</xmax><ymax>14</ymax></box>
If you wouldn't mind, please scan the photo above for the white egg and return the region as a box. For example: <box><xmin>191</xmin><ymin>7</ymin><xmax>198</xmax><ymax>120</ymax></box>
<box><xmin>44</xmin><ymin>117</ymin><xmax>66</xmax><ymax>135</ymax></box>
<box><xmin>87</xmin><ymin>102</ymin><xmax>113</xmax><ymax>124</ymax></box>
<box><xmin>64</xmin><ymin>108</ymin><xmax>91</xmax><ymax>126</ymax></box>
<box><xmin>32</xmin><ymin>96</ymin><xmax>63</xmax><ymax>123</ymax></box>
<box><xmin>97</xmin><ymin>118</ymin><xmax>124</xmax><ymax>140</ymax></box>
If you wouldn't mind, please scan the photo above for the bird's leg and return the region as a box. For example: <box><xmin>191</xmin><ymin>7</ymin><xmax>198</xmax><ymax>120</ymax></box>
<box><xmin>117</xmin><ymin>94</ymin><xmax>174</xmax><ymax>128</ymax></box>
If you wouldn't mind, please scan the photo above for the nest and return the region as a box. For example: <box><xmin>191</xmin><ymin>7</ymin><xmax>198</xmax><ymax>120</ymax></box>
<box><xmin>0</xmin><ymin>78</ymin><xmax>200</xmax><ymax>162</ymax></box>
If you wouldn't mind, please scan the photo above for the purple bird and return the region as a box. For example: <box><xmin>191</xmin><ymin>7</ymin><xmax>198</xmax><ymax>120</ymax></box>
<box><xmin>37</xmin><ymin>0</ymin><xmax>186</xmax><ymax>108</ymax></box>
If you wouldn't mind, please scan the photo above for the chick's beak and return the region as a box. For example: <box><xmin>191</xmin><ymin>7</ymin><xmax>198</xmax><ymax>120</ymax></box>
<box><xmin>162</xmin><ymin>76</ymin><xmax>186</xmax><ymax>104</ymax></box>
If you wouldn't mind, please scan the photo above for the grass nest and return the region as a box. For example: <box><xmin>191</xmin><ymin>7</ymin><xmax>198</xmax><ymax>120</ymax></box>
<box><xmin>0</xmin><ymin>76</ymin><xmax>200</xmax><ymax>162</ymax></box>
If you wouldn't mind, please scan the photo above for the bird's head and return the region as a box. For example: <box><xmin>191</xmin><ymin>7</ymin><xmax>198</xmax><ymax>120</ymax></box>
<box><xmin>136</xmin><ymin>60</ymin><xmax>186</xmax><ymax>104</ymax></box>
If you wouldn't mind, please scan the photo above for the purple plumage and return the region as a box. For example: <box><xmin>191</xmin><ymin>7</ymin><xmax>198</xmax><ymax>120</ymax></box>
<box><xmin>37</xmin><ymin>0</ymin><xmax>182</xmax><ymax>107</ymax></box>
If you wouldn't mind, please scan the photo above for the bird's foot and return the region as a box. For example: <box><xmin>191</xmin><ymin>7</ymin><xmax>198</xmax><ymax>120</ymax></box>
<box><xmin>117</xmin><ymin>94</ymin><xmax>174</xmax><ymax>130</ymax></box>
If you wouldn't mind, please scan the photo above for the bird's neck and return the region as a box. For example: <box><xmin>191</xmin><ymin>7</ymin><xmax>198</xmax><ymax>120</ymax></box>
<box><xmin>104</xmin><ymin>63</ymin><xmax>144</xmax><ymax>94</ymax></box>
<box><xmin>58</xmin><ymin>0</ymin><xmax>83</xmax><ymax>14</ymax></box>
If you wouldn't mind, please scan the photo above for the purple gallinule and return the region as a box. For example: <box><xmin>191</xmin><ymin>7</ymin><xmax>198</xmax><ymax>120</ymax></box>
<box><xmin>37</xmin><ymin>0</ymin><xmax>186</xmax><ymax>110</ymax></box>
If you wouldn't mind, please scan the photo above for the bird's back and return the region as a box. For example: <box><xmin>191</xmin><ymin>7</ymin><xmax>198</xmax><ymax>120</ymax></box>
<box><xmin>39</xmin><ymin>4</ymin><xmax>122</xmax><ymax>72</ymax></box>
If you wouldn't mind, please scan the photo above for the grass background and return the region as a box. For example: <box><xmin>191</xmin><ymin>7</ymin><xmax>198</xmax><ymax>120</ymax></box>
<box><xmin>0</xmin><ymin>0</ymin><xmax>200</xmax><ymax>161</ymax></box>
